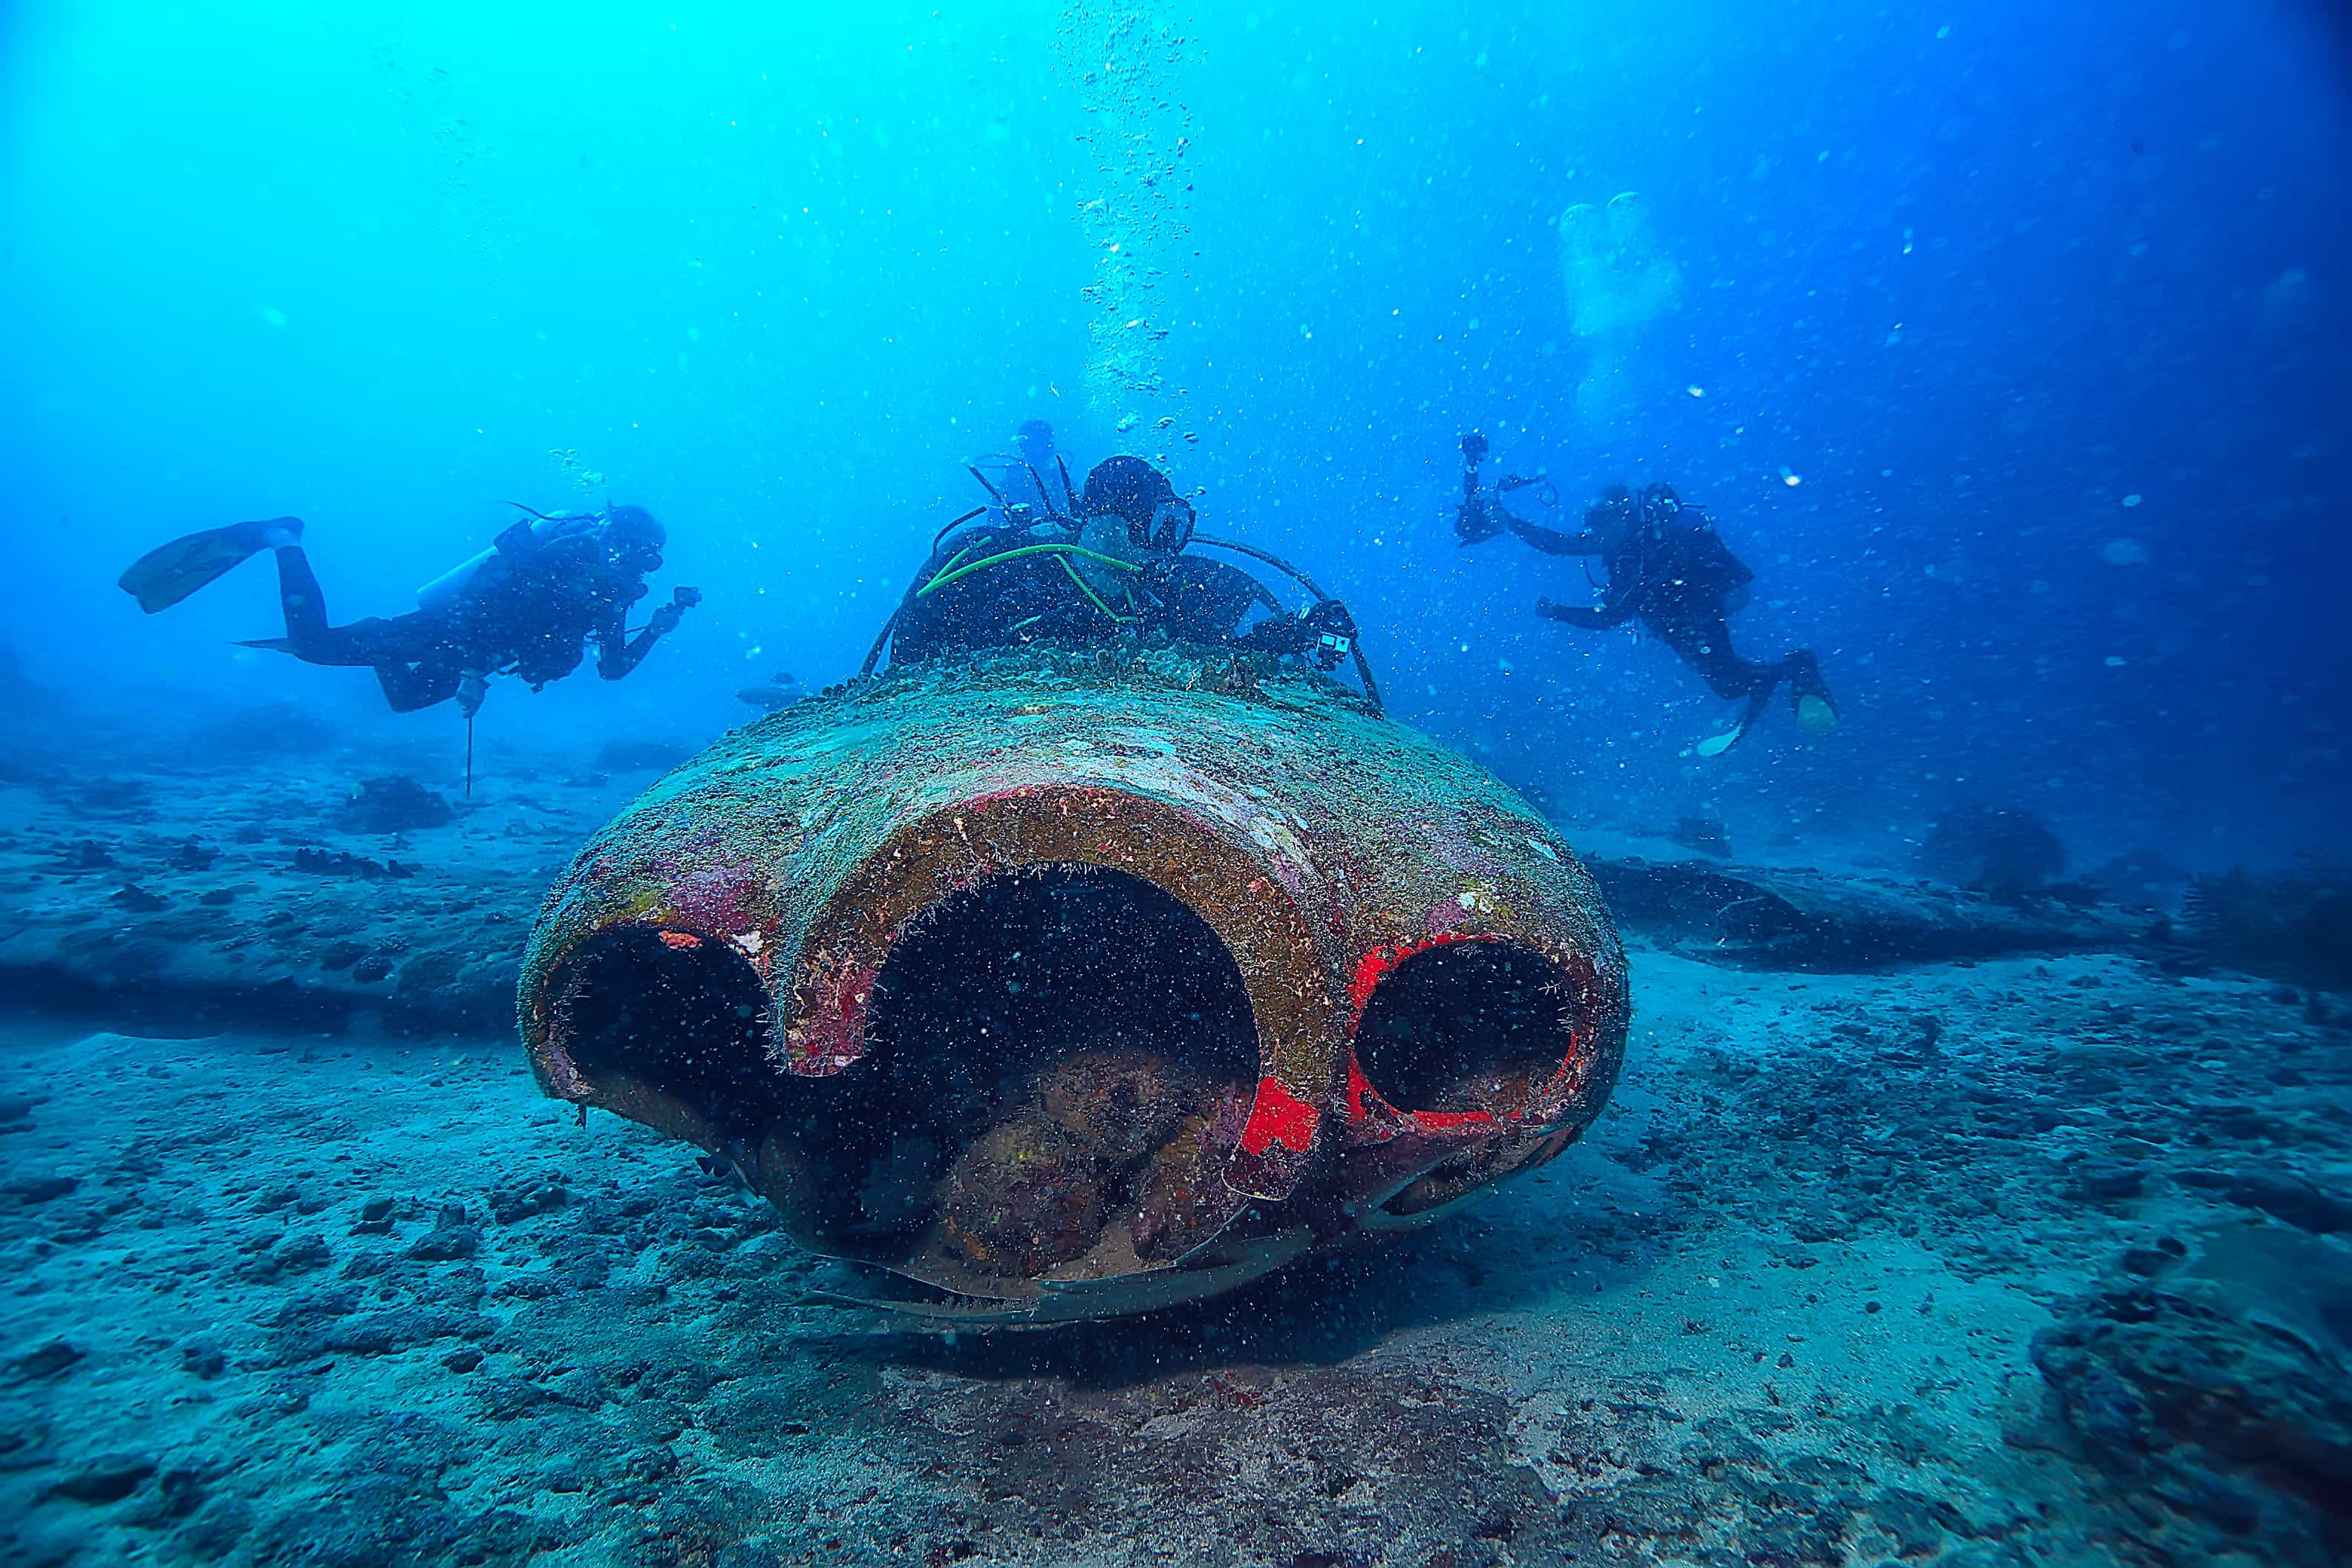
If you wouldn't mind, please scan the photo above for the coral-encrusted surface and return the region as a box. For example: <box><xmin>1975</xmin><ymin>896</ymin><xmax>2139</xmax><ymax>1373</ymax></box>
<box><xmin>517</xmin><ymin>650</ymin><xmax>1630</xmax><ymax>1312</ymax></box>
<box><xmin>520</xmin><ymin>649</ymin><xmax>1625</xmax><ymax>1091</ymax></box>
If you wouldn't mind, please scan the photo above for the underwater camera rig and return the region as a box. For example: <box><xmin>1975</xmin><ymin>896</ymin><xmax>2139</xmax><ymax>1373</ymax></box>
<box><xmin>1454</xmin><ymin>430</ymin><xmax>1560</xmax><ymax>547</ymax></box>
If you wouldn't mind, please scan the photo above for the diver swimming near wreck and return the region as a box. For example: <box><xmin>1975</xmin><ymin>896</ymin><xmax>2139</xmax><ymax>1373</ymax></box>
<box><xmin>1455</xmin><ymin>433</ymin><xmax>1838</xmax><ymax>755</ymax></box>
<box><xmin>968</xmin><ymin>417</ymin><xmax>1065</xmax><ymax>526</ymax></box>
<box><xmin>119</xmin><ymin>506</ymin><xmax>698</xmax><ymax>716</ymax></box>
<box><xmin>870</xmin><ymin>454</ymin><xmax>1375</xmax><ymax>703</ymax></box>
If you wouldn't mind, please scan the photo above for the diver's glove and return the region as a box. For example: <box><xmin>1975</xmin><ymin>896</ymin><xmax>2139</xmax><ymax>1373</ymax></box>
<box><xmin>1454</xmin><ymin>493</ymin><xmax>1505</xmax><ymax>546</ymax></box>
<box><xmin>457</xmin><ymin>672</ymin><xmax>489</xmax><ymax>719</ymax></box>
<box><xmin>647</xmin><ymin>587</ymin><xmax>701</xmax><ymax>637</ymax></box>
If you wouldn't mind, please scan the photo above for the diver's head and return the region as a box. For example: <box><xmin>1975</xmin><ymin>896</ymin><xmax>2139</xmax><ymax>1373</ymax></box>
<box><xmin>602</xmin><ymin>504</ymin><xmax>667</xmax><ymax>573</ymax></box>
<box><xmin>1016</xmin><ymin>419</ymin><xmax>1056</xmax><ymax>468</ymax></box>
<box><xmin>1080</xmin><ymin>456</ymin><xmax>1193</xmax><ymax>558</ymax></box>
<box><xmin>1639</xmin><ymin>483</ymin><xmax>1682</xmax><ymax>521</ymax></box>
<box><xmin>1585</xmin><ymin>484</ymin><xmax>1638</xmax><ymax>538</ymax></box>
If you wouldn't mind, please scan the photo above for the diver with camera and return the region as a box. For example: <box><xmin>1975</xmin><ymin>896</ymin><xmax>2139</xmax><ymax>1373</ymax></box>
<box><xmin>1455</xmin><ymin>433</ymin><xmax>1836</xmax><ymax>755</ymax></box>
<box><xmin>120</xmin><ymin>502</ymin><xmax>698</xmax><ymax>718</ymax></box>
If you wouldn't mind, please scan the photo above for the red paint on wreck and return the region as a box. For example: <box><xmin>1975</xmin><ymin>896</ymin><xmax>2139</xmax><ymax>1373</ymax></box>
<box><xmin>788</xmin><ymin>958</ymin><xmax>879</xmax><ymax>1076</ymax></box>
<box><xmin>1238</xmin><ymin>1075</ymin><xmax>1321</xmax><ymax>1155</ymax></box>
<box><xmin>1346</xmin><ymin>932</ymin><xmax>1489</xmax><ymax>1018</ymax></box>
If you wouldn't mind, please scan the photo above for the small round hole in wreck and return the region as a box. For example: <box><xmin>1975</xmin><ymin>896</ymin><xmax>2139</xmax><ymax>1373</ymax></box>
<box><xmin>1355</xmin><ymin>938</ymin><xmax>1581</xmax><ymax>1117</ymax></box>
<box><xmin>790</xmin><ymin>863</ymin><xmax>1261</xmax><ymax>1281</ymax></box>
<box><xmin>546</xmin><ymin>927</ymin><xmax>780</xmax><ymax>1135</ymax></box>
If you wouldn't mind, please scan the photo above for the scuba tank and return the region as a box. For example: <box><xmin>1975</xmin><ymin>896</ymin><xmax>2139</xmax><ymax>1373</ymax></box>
<box><xmin>416</xmin><ymin>509</ymin><xmax>601</xmax><ymax>613</ymax></box>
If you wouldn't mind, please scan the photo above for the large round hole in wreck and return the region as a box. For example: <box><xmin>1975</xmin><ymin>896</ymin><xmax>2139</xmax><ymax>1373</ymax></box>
<box><xmin>546</xmin><ymin>927</ymin><xmax>780</xmax><ymax>1134</ymax></box>
<box><xmin>1354</xmin><ymin>938</ymin><xmax>1581</xmax><ymax>1116</ymax></box>
<box><xmin>786</xmin><ymin>863</ymin><xmax>1261</xmax><ymax>1278</ymax></box>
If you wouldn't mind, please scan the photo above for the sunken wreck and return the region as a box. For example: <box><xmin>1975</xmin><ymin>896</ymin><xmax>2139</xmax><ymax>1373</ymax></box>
<box><xmin>517</xmin><ymin>647</ymin><xmax>1629</xmax><ymax>1322</ymax></box>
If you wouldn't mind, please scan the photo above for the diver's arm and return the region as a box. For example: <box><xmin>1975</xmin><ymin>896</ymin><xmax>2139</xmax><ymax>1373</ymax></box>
<box><xmin>595</xmin><ymin>605</ymin><xmax>670</xmax><ymax>679</ymax></box>
<box><xmin>598</xmin><ymin>585</ymin><xmax>697</xmax><ymax>679</ymax></box>
<box><xmin>1507</xmin><ymin>516</ymin><xmax>1604</xmax><ymax>557</ymax></box>
<box><xmin>595</xmin><ymin>618</ymin><xmax>660</xmax><ymax>679</ymax></box>
<box><xmin>1535</xmin><ymin>594</ymin><xmax>1636</xmax><ymax>630</ymax></box>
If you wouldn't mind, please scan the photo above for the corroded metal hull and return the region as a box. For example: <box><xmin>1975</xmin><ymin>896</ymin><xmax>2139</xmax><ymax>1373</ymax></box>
<box><xmin>517</xmin><ymin>649</ymin><xmax>1629</xmax><ymax>1322</ymax></box>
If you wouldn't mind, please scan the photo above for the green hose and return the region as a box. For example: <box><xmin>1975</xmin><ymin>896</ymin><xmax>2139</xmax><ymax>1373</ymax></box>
<box><xmin>915</xmin><ymin>543</ymin><xmax>1142</xmax><ymax>598</ymax></box>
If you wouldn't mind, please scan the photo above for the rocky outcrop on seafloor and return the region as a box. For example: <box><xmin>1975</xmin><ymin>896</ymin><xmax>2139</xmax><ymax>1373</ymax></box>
<box><xmin>1915</xmin><ymin>803</ymin><xmax>2068</xmax><ymax>893</ymax></box>
<box><xmin>1587</xmin><ymin>853</ymin><xmax>2148</xmax><ymax>968</ymax></box>
<box><xmin>2181</xmin><ymin>863</ymin><xmax>2352</xmax><ymax>993</ymax></box>
<box><xmin>0</xmin><ymin>754</ymin><xmax>621</xmax><ymax>1036</ymax></box>
<box><xmin>1</xmin><ymin>705</ymin><xmax>2214</xmax><ymax>1042</ymax></box>
<box><xmin>332</xmin><ymin>775</ymin><xmax>454</xmax><ymax>836</ymax></box>
<box><xmin>2022</xmin><ymin>1224</ymin><xmax>2352</xmax><ymax>1565</ymax></box>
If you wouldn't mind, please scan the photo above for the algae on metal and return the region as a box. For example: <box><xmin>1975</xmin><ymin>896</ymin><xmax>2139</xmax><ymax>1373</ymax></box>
<box><xmin>519</xmin><ymin>645</ymin><xmax>1629</xmax><ymax>1322</ymax></box>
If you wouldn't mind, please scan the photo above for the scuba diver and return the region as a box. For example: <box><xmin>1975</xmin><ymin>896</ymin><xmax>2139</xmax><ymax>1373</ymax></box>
<box><xmin>877</xmin><ymin>455</ymin><xmax>1368</xmax><ymax>690</ymax></box>
<box><xmin>1455</xmin><ymin>432</ymin><xmax>1836</xmax><ymax>756</ymax></box>
<box><xmin>118</xmin><ymin>505</ymin><xmax>699</xmax><ymax>717</ymax></box>
<box><xmin>969</xmin><ymin>418</ymin><xmax>1065</xmax><ymax>526</ymax></box>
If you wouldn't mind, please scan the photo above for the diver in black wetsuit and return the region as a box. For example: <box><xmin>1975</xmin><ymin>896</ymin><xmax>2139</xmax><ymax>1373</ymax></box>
<box><xmin>119</xmin><ymin>506</ymin><xmax>698</xmax><ymax>716</ymax></box>
<box><xmin>886</xmin><ymin>454</ymin><xmax>1359</xmax><ymax>670</ymax></box>
<box><xmin>1456</xmin><ymin>434</ymin><xmax>1836</xmax><ymax>754</ymax></box>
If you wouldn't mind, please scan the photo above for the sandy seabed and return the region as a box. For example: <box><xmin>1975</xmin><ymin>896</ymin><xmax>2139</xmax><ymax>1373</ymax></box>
<box><xmin>4</xmin><ymin>946</ymin><xmax>2348</xmax><ymax>1568</ymax></box>
<box><xmin>1</xmin><ymin>745</ymin><xmax>2347</xmax><ymax>1567</ymax></box>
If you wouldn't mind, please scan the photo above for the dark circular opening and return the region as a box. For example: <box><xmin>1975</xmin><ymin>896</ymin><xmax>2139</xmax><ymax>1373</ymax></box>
<box><xmin>1354</xmin><ymin>939</ymin><xmax>1579</xmax><ymax>1114</ymax></box>
<box><xmin>785</xmin><ymin>863</ymin><xmax>1261</xmax><ymax>1274</ymax></box>
<box><xmin>548</xmin><ymin>927</ymin><xmax>780</xmax><ymax>1134</ymax></box>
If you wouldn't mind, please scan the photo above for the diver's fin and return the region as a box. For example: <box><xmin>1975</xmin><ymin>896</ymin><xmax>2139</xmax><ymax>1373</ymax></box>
<box><xmin>1696</xmin><ymin>688</ymin><xmax>1775</xmax><ymax>758</ymax></box>
<box><xmin>1693</xmin><ymin>727</ymin><xmax>1743</xmax><ymax>759</ymax></box>
<box><xmin>117</xmin><ymin>518</ymin><xmax>299</xmax><ymax>613</ymax></box>
<box><xmin>232</xmin><ymin>636</ymin><xmax>295</xmax><ymax>653</ymax></box>
<box><xmin>1796</xmin><ymin>693</ymin><xmax>1839</xmax><ymax>736</ymax></box>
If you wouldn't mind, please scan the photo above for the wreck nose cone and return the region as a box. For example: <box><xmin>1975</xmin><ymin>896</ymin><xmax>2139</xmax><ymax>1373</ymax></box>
<box><xmin>516</xmin><ymin>654</ymin><xmax>1627</xmax><ymax>1319</ymax></box>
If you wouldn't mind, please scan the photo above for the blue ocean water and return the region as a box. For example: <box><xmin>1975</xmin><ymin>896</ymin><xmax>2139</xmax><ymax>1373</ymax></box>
<box><xmin>4</xmin><ymin>0</ymin><xmax>2345</xmax><ymax>861</ymax></box>
<box><xmin>4</xmin><ymin>5</ymin><xmax>2352</xmax><ymax>1567</ymax></box>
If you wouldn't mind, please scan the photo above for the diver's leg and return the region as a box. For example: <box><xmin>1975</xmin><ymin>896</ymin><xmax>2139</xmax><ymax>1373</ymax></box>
<box><xmin>1665</xmin><ymin>615</ymin><xmax>1782</xmax><ymax>757</ymax></box>
<box><xmin>238</xmin><ymin>546</ymin><xmax>380</xmax><ymax>664</ymax></box>
<box><xmin>1661</xmin><ymin>615</ymin><xmax>1770</xmax><ymax>702</ymax></box>
<box><xmin>272</xmin><ymin>545</ymin><xmax>333</xmax><ymax>646</ymax></box>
